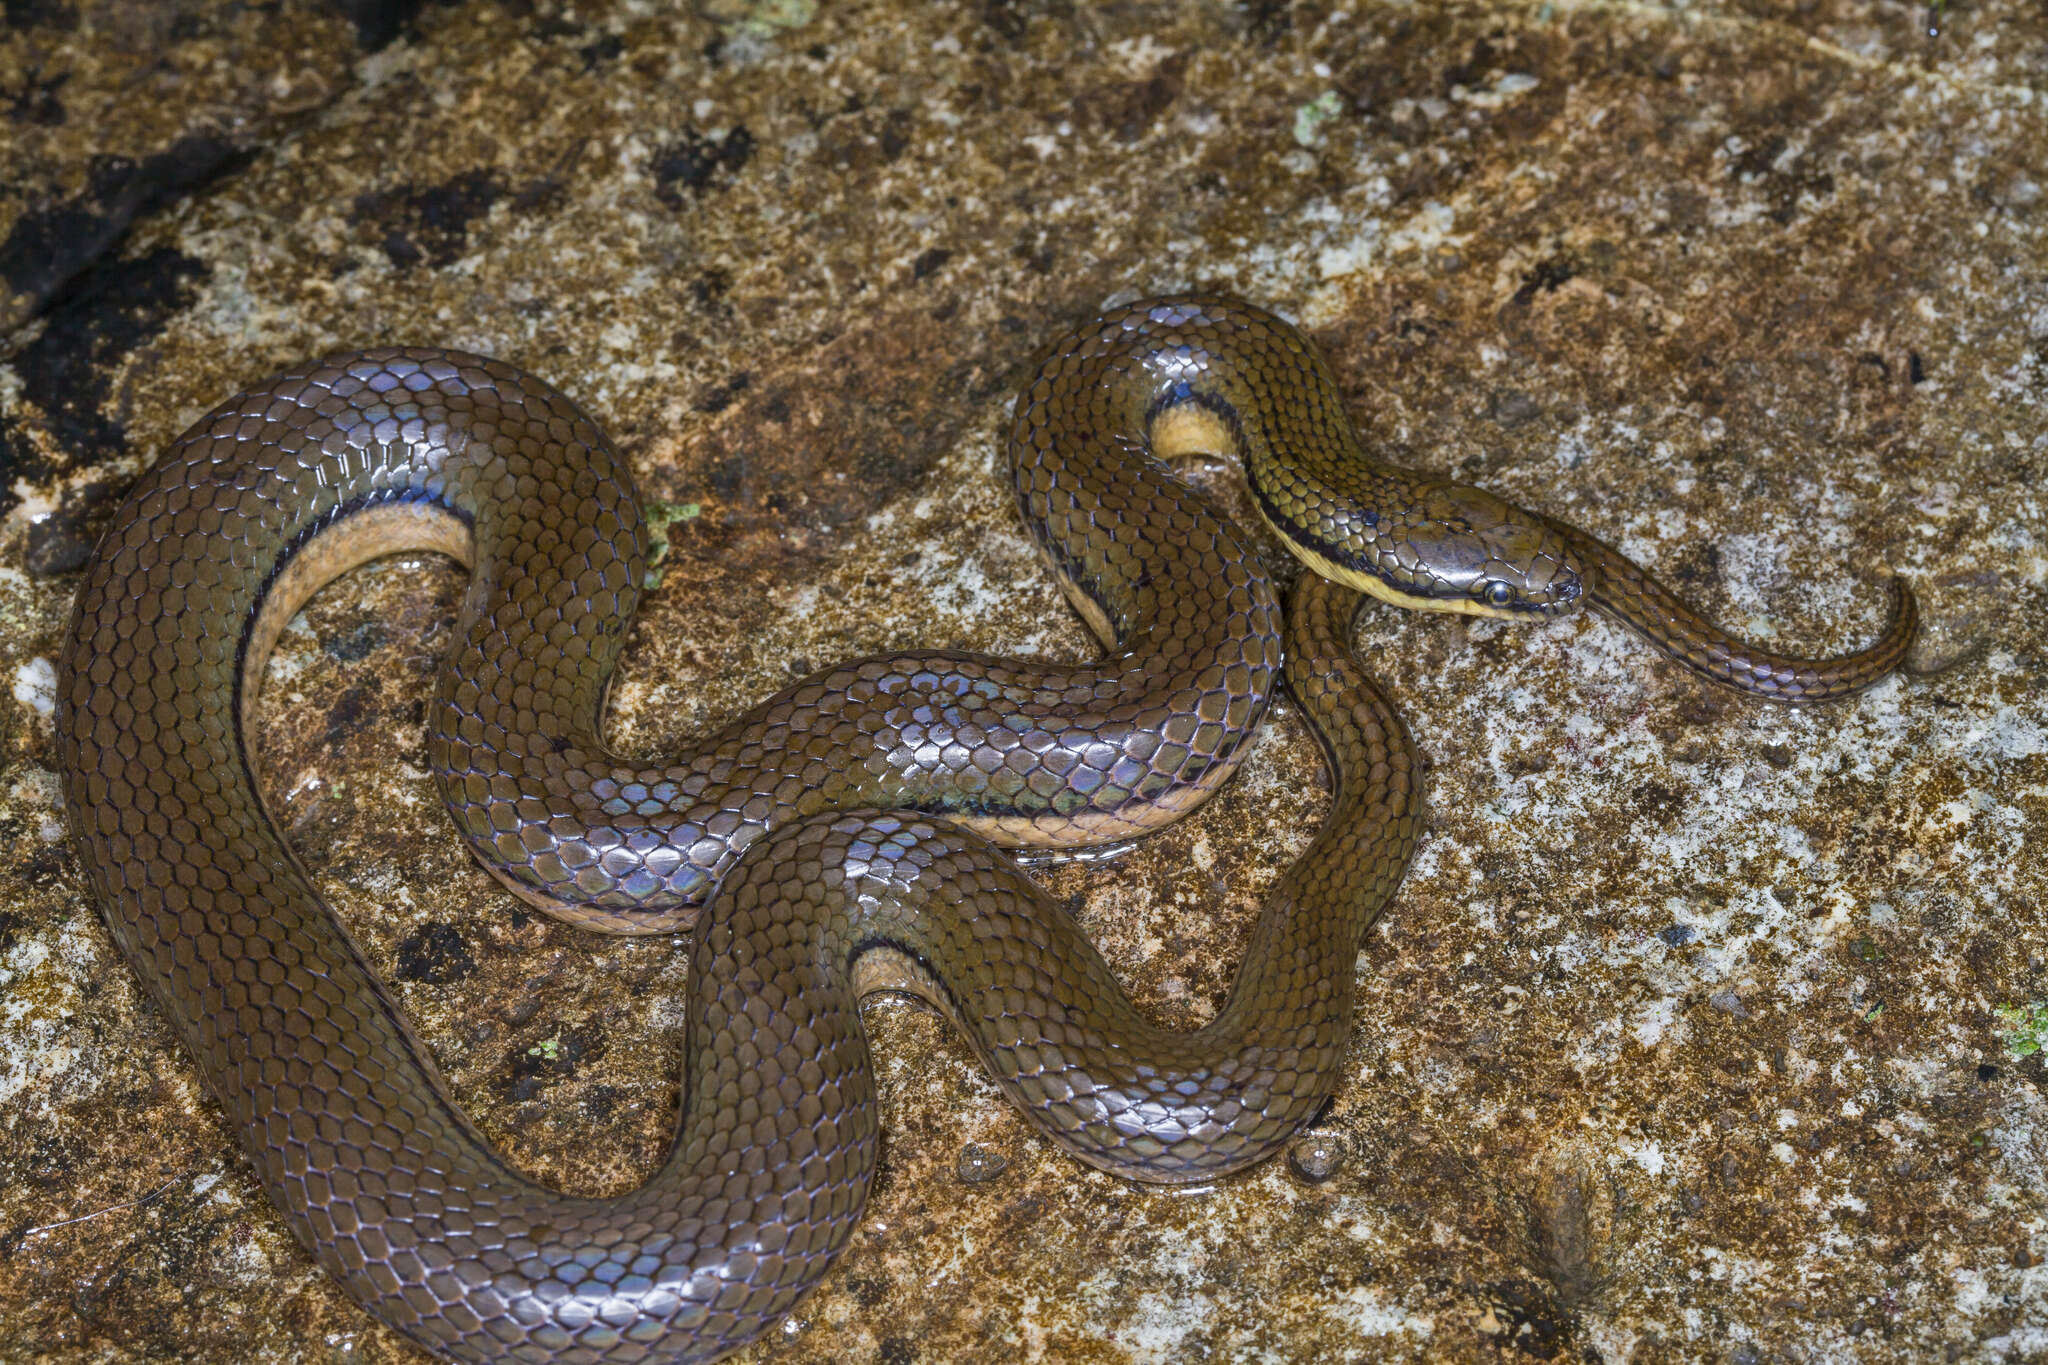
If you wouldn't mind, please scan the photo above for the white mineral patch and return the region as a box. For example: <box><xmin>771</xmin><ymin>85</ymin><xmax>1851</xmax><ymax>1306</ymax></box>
<box><xmin>1631</xmin><ymin>995</ymin><xmax>1685</xmax><ymax>1049</ymax></box>
<box><xmin>1626</xmin><ymin>1140</ymin><xmax>1667</xmax><ymax>1176</ymax></box>
<box><xmin>1116</xmin><ymin>1290</ymin><xmax>1216</xmax><ymax>1356</ymax></box>
<box><xmin>1325</xmin><ymin>1286</ymin><xmax>1435</xmax><ymax>1338</ymax></box>
<box><xmin>0</xmin><ymin>921</ymin><xmax>98</xmax><ymax>1111</ymax></box>
<box><xmin>11</xmin><ymin>655</ymin><xmax>54</xmax><ymax>717</ymax></box>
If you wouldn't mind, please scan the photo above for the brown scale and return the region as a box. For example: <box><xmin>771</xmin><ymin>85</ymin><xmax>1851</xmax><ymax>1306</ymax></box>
<box><xmin>57</xmin><ymin>297</ymin><xmax>1914</xmax><ymax>1364</ymax></box>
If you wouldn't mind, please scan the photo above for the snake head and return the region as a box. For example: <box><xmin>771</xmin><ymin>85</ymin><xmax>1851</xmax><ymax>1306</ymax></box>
<box><xmin>1392</xmin><ymin>482</ymin><xmax>1590</xmax><ymax>619</ymax></box>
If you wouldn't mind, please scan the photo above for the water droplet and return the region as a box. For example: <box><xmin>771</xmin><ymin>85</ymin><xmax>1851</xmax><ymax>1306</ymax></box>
<box><xmin>956</xmin><ymin>1142</ymin><xmax>1008</xmax><ymax>1185</ymax></box>
<box><xmin>1288</xmin><ymin>1133</ymin><xmax>1346</xmax><ymax>1183</ymax></box>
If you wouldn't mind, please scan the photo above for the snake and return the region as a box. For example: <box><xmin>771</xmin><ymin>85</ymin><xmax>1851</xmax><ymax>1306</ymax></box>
<box><xmin>56</xmin><ymin>296</ymin><xmax>1915</xmax><ymax>1363</ymax></box>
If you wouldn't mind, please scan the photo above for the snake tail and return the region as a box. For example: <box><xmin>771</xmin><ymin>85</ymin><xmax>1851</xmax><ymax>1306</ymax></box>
<box><xmin>1554</xmin><ymin>520</ymin><xmax>1918</xmax><ymax>703</ymax></box>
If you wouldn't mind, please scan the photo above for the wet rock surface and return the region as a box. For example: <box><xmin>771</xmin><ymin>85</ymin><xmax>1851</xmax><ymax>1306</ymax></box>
<box><xmin>1</xmin><ymin>1</ymin><xmax>2044</xmax><ymax>1361</ymax></box>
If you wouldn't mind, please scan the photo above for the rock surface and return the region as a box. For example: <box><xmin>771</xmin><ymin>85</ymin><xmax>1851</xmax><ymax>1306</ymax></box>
<box><xmin>2</xmin><ymin>1</ymin><xmax>2044</xmax><ymax>1361</ymax></box>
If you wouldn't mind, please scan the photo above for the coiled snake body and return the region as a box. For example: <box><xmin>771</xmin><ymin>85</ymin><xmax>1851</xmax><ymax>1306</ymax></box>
<box><xmin>57</xmin><ymin>297</ymin><xmax>1914</xmax><ymax>1362</ymax></box>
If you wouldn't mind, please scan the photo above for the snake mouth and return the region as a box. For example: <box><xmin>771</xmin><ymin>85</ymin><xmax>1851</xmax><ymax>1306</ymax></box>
<box><xmin>1496</xmin><ymin>550</ymin><xmax>1593</xmax><ymax>618</ymax></box>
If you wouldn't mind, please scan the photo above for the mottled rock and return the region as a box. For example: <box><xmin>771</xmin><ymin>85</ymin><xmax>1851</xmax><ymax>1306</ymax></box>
<box><xmin>1</xmin><ymin>1</ymin><xmax>2044</xmax><ymax>1362</ymax></box>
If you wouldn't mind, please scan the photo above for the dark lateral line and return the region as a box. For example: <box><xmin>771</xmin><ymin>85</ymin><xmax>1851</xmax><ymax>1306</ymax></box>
<box><xmin>231</xmin><ymin>485</ymin><xmax>472</xmax><ymax>754</ymax></box>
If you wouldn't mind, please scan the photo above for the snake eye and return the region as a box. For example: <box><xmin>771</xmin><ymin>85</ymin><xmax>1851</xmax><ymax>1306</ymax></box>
<box><xmin>1485</xmin><ymin>581</ymin><xmax>1516</xmax><ymax>608</ymax></box>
